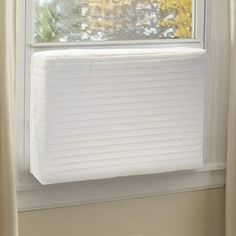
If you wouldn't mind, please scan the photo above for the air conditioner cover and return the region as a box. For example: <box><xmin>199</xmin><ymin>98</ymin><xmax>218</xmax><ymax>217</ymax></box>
<box><xmin>30</xmin><ymin>48</ymin><xmax>207</xmax><ymax>185</ymax></box>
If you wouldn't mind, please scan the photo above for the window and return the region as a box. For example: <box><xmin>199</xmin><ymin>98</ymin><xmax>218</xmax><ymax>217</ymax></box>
<box><xmin>35</xmin><ymin>0</ymin><xmax>194</xmax><ymax>43</ymax></box>
<box><xmin>17</xmin><ymin>0</ymin><xmax>228</xmax><ymax>210</ymax></box>
<box><xmin>30</xmin><ymin>0</ymin><xmax>206</xmax><ymax>46</ymax></box>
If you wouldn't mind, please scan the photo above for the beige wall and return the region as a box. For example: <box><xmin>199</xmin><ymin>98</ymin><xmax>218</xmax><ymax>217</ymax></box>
<box><xmin>19</xmin><ymin>188</ymin><xmax>225</xmax><ymax>236</ymax></box>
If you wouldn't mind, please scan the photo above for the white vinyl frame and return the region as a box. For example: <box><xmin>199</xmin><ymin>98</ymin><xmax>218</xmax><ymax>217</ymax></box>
<box><xmin>16</xmin><ymin>0</ymin><xmax>228</xmax><ymax>211</ymax></box>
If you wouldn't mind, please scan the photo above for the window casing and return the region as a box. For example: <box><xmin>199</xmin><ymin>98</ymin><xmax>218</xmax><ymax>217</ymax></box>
<box><xmin>16</xmin><ymin>0</ymin><xmax>228</xmax><ymax>210</ymax></box>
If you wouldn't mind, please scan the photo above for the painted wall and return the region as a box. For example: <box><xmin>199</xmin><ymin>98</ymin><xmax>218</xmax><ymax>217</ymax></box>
<box><xmin>19</xmin><ymin>188</ymin><xmax>225</xmax><ymax>236</ymax></box>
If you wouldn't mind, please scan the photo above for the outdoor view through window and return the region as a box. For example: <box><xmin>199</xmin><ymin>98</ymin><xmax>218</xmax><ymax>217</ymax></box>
<box><xmin>35</xmin><ymin>0</ymin><xmax>193</xmax><ymax>43</ymax></box>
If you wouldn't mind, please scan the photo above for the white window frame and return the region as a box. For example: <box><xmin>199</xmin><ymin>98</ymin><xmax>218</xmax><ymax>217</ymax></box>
<box><xmin>16</xmin><ymin>0</ymin><xmax>228</xmax><ymax>211</ymax></box>
<box><xmin>30</xmin><ymin>0</ymin><xmax>204</xmax><ymax>47</ymax></box>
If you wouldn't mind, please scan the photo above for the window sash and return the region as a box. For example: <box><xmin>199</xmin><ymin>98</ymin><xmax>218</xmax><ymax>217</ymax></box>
<box><xmin>27</xmin><ymin>0</ymin><xmax>205</xmax><ymax>48</ymax></box>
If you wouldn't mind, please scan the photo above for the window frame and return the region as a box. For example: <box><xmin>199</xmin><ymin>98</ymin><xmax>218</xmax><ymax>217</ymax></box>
<box><xmin>16</xmin><ymin>0</ymin><xmax>228</xmax><ymax>211</ymax></box>
<box><xmin>30</xmin><ymin>0</ymin><xmax>204</xmax><ymax>47</ymax></box>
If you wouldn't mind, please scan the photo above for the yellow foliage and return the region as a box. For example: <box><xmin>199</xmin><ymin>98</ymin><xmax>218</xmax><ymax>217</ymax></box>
<box><xmin>88</xmin><ymin>0</ymin><xmax>192</xmax><ymax>38</ymax></box>
<box><xmin>157</xmin><ymin>0</ymin><xmax>192</xmax><ymax>38</ymax></box>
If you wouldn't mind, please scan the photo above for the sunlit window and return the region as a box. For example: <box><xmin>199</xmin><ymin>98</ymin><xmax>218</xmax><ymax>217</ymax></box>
<box><xmin>35</xmin><ymin>0</ymin><xmax>193</xmax><ymax>43</ymax></box>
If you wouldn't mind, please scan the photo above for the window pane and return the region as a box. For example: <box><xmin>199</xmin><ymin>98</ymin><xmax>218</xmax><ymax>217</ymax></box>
<box><xmin>34</xmin><ymin>0</ymin><xmax>193</xmax><ymax>43</ymax></box>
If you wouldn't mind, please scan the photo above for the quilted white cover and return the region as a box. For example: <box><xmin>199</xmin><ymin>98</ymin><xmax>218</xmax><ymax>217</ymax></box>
<box><xmin>30</xmin><ymin>48</ymin><xmax>207</xmax><ymax>185</ymax></box>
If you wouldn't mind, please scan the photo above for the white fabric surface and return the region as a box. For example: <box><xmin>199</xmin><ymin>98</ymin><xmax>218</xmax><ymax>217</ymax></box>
<box><xmin>30</xmin><ymin>48</ymin><xmax>206</xmax><ymax>185</ymax></box>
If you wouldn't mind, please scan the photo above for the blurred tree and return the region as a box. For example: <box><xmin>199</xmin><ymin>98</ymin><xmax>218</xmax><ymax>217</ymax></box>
<box><xmin>35</xmin><ymin>5</ymin><xmax>58</xmax><ymax>43</ymax></box>
<box><xmin>157</xmin><ymin>0</ymin><xmax>192</xmax><ymax>38</ymax></box>
<box><xmin>35</xmin><ymin>0</ymin><xmax>192</xmax><ymax>43</ymax></box>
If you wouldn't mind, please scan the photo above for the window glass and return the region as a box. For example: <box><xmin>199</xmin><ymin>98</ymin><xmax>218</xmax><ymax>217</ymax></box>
<box><xmin>35</xmin><ymin>0</ymin><xmax>193</xmax><ymax>43</ymax></box>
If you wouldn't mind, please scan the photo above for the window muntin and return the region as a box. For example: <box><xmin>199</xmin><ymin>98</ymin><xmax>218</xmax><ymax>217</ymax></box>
<box><xmin>35</xmin><ymin>0</ymin><xmax>194</xmax><ymax>43</ymax></box>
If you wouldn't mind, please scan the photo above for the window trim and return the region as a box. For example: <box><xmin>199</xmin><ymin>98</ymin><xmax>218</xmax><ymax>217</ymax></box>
<box><xmin>16</xmin><ymin>0</ymin><xmax>228</xmax><ymax>211</ymax></box>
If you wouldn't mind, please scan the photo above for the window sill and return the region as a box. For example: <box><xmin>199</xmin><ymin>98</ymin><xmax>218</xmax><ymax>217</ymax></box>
<box><xmin>17</xmin><ymin>162</ymin><xmax>225</xmax><ymax>211</ymax></box>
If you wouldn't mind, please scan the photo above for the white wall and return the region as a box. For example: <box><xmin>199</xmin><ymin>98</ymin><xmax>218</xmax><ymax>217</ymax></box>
<box><xmin>19</xmin><ymin>188</ymin><xmax>225</xmax><ymax>236</ymax></box>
